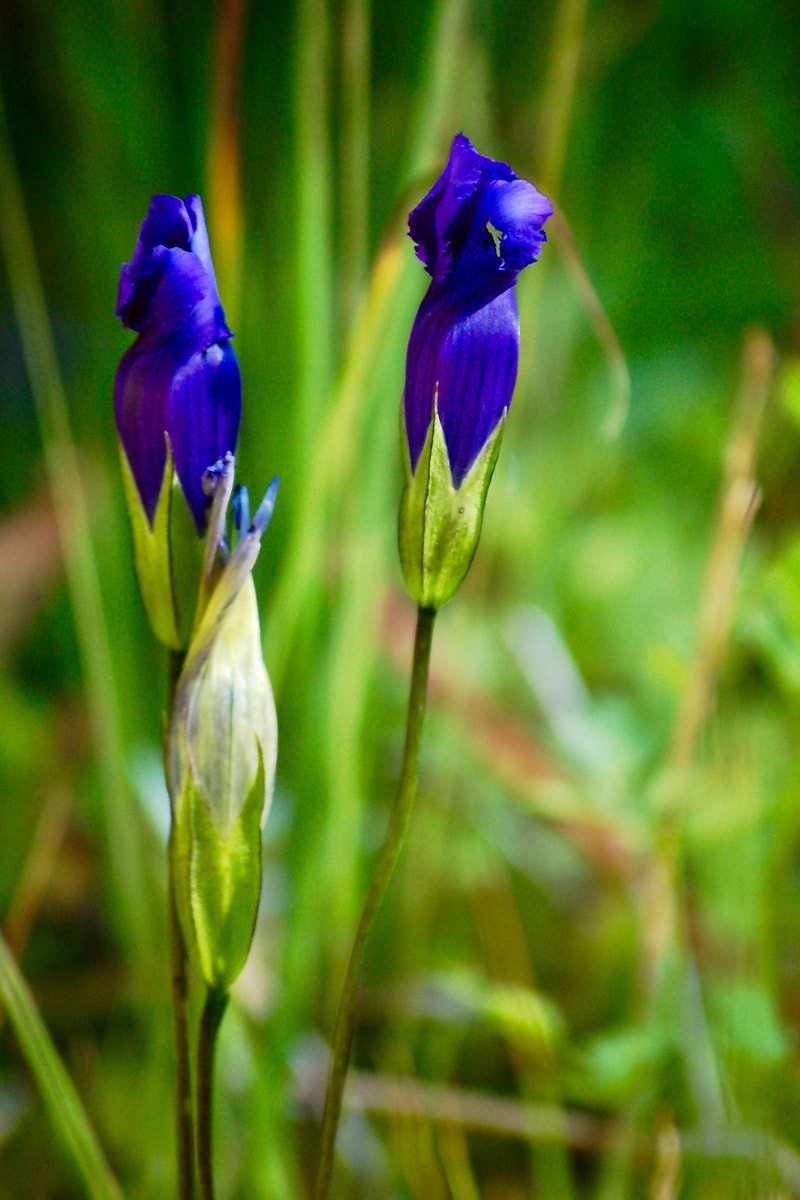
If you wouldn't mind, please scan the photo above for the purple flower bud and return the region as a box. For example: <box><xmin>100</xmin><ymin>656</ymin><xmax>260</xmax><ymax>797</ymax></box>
<box><xmin>404</xmin><ymin>134</ymin><xmax>552</xmax><ymax>487</ymax></box>
<box><xmin>114</xmin><ymin>195</ymin><xmax>241</xmax><ymax>533</ymax></box>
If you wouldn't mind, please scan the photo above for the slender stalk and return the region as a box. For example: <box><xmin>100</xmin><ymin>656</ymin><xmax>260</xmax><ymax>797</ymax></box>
<box><xmin>313</xmin><ymin>604</ymin><xmax>436</xmax><ymax>1200</ymax></box>
<box><xmin>195</xmin><ymin>988</ymin><xmax>229</xmax><ymax>1200</ymax></box>
<box><xmin>169</xmin><ymin>876</ymin><xmax>195</xmax><ymax>1200</ymax></box>
<box><xmin>167</xmin><ymin>650</ymin><xmax>195</xmax><ymax>1200</ymax></box>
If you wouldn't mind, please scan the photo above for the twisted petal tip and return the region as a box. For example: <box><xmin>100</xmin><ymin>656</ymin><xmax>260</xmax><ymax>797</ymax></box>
<box><xmin>115</xmin><ymin>194</ymin><xmax>241</xmax><ymax>533</ymax></box>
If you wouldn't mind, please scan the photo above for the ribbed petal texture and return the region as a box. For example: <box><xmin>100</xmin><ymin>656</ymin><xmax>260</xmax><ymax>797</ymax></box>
<box><xmin>404</xmin><ymin>134</ymin><xmax>552</xmax><ymax>485</ymax></box>
<box><xmin>115</xmin><ymin>195</ymin><xmax>240</xmax><ymax>531</ymax></box>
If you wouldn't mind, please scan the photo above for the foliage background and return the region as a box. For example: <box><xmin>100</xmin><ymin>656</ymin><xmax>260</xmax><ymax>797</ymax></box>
<box><xmin>2</xmin><ymin>0</ymin><xmax>800</xmax><ymax>1196</ymax></box>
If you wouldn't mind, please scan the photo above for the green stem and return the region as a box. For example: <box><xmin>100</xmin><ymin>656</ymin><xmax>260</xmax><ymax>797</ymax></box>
<box><xmin>313</xmin><ymin>604</ymin><xmax>436</xmax><ymax>1200</ymax></box>
<box><xmin>0</xmin><ymin>933</ymin><xmax>125</xmax><ymax>1200</ymax></box>
<box><xmin>195</xmin><ymin>988</ymin><xmax>229</xmax><ymax>1200</ymax></box>
<box><xmin>169</xmin><ymin>878</ymin><xmax>194</xmax><ymax>1200</ymax></box>
<box><xmin>167</xmin><ymin>650</ymin><xmax>194</xmax><ymax>1200</ymax></box>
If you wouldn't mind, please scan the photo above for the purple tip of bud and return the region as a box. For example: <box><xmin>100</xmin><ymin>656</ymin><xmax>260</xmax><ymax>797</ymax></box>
<box><xmin>115</xmin><ymin>196</ymin><xmax>241</xmax><ymax>533</ymax></box>
<box><xmin>404</xmin><ymin>134</ymin><xmax>552</xmax><ymax>484</ymax></box>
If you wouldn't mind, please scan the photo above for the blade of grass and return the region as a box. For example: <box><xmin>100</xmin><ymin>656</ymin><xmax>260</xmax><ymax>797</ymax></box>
<box><xmin>293</xmin><ymin>0</ymin><xmax>335</xmax><ymax>456</ymax></box>
<box><xmin>549</xmin><ymin>206</ymin><xmax>631</xmax><ymax>437</ymax></box>
<box><xmin>206</xmin><ymin>0</ymin><xmax>247</xmax><ymax>332</ymax></box>
<box><xmin>0</xmin><ymin>87</ymin><xmax>153</xmax><ymax>968</ymax></box>
<box><xmin>0</xmin><ymin>933</ymin><xmax>125</xmax><ymax>1200</ymax></box>
<box><xmin>535</xmin><ymin>0</ymin><xmax>588</xmax><ymax>198</ymax></box>
<box><xmin>403</xmin><ymin>0</ymin><xmax>470</xmax><ymax>182</ymax></box>
<box><xmin>263</xmin><ymin>0</ymin><xmax>474</xmax><ymax>690</ymax></box>
<box><xmin>339</xmin><ymin>0</ymin><xmax>371</xmax><ymax>330</ymax></box>
<box><xmin>262</xmin><ymin>231</ymin><xmax>408</xmax><ymax>688</ymax></box>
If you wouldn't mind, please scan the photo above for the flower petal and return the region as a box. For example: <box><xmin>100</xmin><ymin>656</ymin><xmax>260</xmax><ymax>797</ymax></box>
<box><xmin>168</xmin><ymin>342</ymin><xmax>241</xmax><ymax>532</ymax></box>
<box><xmin>117</xmin><ymin>196</ymin><xmax>195</xmax><ymax>328</ymax></box>
<box><xmin>115</xmin><ymin>333</ymin><xmax>241</xmax><ymax>530</ymax></box>
<box><xmin>408</xmin><ymin>133</ymin><xmax>516</xmax><ymax>281</ymax></box>
<box><xmin>473</xmin><ymin>178</ymin><xmax>552</xmax><ymax>271</ymax></box>
<box><xmin>115</xmin><ymin>194</ymin><xmax>240</xmax><ymax>531</ymax></box>
<box><xmin>183</xmin><ymin>195</ymin><xmax>220</xmax><ymax>293</ymax></box>
<box><xmin>405</xmin><ymin>288</ymin><xmax>519</xmax><ymax>487</ymax></box>
<box><xmin>404</xmin><ymin>136</ymin><xmax>551</xmax><ymax>484</ymax></box>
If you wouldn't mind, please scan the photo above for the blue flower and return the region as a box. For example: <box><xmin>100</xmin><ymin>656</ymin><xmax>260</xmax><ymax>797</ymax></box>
<box><xmin>115</xmin><ymin>194</ymin><xmax>241</xmax><ymax>534</ymax></box>
<box><xmin>398</xmin><ymin>135</ymin><xmax>552</xmax><ymax>610</ymax></box>
<box><xmin>404</xmin><ymin>133</ymin><xmax>552</xmax><ymax>488</ymax></box>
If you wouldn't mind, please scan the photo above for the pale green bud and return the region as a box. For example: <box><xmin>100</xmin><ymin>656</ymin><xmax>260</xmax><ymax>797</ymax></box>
<box><xmin>168</xmin><ymin>456</ymin><xmax>278</xmax><ymax>990</ymax></box>
<box><xmin>398</xmin><ymin>401</ymin><xmax>506</xmax><ymax>610</ymax></box>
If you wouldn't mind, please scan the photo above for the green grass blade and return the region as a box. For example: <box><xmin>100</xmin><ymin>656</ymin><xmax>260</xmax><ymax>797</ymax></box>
<box><xmin>339</xmin><ymin>0</ymin><xmax>371</xmax><ymax>328</ymax></box>
<box><xmin>0</xmin><ymin>934</ymin><xmax>125</xmax><ymax>1200</ymax></box>
<box><xmin>293</xmin><ymin>0</ymin><xmax>335</xmax><ymax>455</ymax></box>
<box><xmin>263</xmin><ymin>0</ymin><xmax>474</xmax><ymax>689</ymax></box>
<box><xmin>0</xmin><ymin>86</ymin><xmax>153</xmax><ymax>968</ymax></box>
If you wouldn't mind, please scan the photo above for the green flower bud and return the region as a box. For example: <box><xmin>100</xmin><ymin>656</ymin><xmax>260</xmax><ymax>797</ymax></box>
<box><xmin>398</xmin><ymin>399</ymin><xmax>506</xmax><ymax>610</ymax></box>
<box><xmin>168</xmin><ymin>455</ymin><xmax>278</xmax><ymax>990</ymax></box>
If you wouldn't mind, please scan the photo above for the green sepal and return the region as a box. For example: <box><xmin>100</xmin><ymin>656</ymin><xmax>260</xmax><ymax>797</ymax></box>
<box><xmin>171</xmin><ymin>742</ymin><xmax>265</xmax><ymax>990</ymax></box>
<box><xmin>119</xmin><ymin>436</ymin><xmax>203</xmax><ymax>649</ymax></box>
<box><xmin>168</xmin><ymin>471</ymin><xmax>206</xmax><ymax>648</ymax></box>
<box><xmin>398</xmin><ymin>404</ymin><xmax>506</xmax><ymax>609</ymax></box>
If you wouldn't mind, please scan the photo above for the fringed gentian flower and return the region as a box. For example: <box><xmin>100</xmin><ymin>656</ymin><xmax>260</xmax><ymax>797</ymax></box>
<box><xmin>398</xmin><ymin>134</ymin><xmax>552</xmax><ymax>609</ymax></box>
<box><xmin>169</xmin><ymin>454</ymin><xmax>278</xmax><ymax>990</ymax></box>
<box><xmin>115</xmin><ymin>194</ymin><xmax>241</xmax><ymax>647</ymax></box>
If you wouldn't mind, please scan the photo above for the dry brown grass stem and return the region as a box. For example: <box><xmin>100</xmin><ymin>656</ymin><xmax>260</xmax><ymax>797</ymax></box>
<box><xmin>550</xmin><ymin>206</ymin><xmax>632</xmax><ymax>437</ymax></box>
<box><xmin>667</xmin><ymin>328</ymin><xmax>774</xmax><ymax>781</ymax></box>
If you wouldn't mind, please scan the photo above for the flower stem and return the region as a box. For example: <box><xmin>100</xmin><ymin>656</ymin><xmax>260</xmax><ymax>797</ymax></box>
<box><xmin>313</xmin><ymin>603</ymin><xmax>436</xmax><ymax>1200</ymax></box>
<box><xmin>169</xmin><ymin>878</ymin><xmax>195</xmax><ymax>1200</ymax></box>
<box><xmin>167</xmin><ymin>650</ymin><xmax>194</xmax><ymax>1200</ymax></box>
<box><xmin>195</xmin><ymin>987</ymin><xmax>229</xmax><ymax>1200</ymax></box>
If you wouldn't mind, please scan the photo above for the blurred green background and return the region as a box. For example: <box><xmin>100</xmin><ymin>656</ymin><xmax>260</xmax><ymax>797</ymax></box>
<box><xmin>3</xmin><ymin>0</ymin><xmax>800</xmax><ymax>1196</ymax></box>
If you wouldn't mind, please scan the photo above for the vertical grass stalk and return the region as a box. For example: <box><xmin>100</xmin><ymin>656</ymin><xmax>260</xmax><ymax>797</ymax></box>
<box><xmin>0</xmin><ymin>81</ymin><xmax>152</xmax><ymax>972</ymax></box>
<box><xmin>339</xmin><ymin>0</ymin><xmax>370</xmax><ymax>329</ymax></box>
<box><xmin>313</xmin><ymin>604</ymin><xmax>436</xmax><ymax>1200</ymax></box>
<box><xmin>207</xmin><ymin>0</ymin><xmax>247</xmax><ymax>330</ymax></box>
